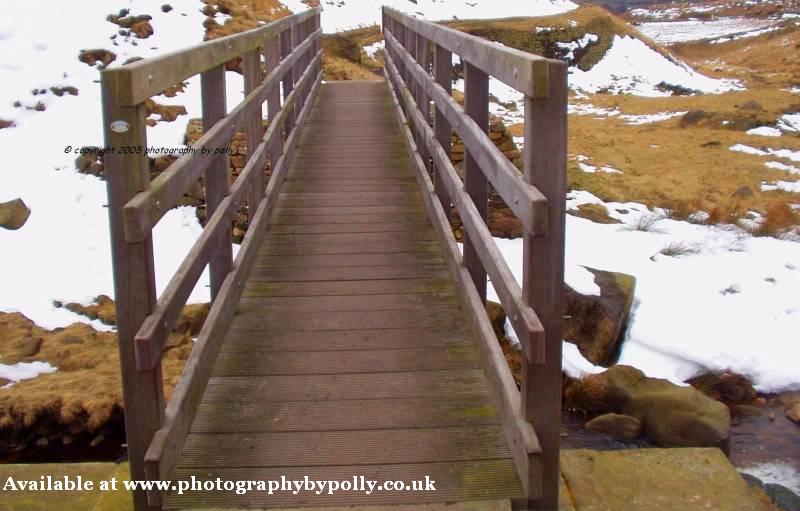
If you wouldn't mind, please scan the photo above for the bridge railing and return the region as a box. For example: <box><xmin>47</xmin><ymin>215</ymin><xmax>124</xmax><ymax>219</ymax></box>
<box><xmin>382</xmin><ymin>7</ymin><xmax>567</xmax><ymax>509</ymax></box>
<box><xmin>100</xmin><ymin>8</ymin><xmax>322</xmax><ymax>509</ymax></box>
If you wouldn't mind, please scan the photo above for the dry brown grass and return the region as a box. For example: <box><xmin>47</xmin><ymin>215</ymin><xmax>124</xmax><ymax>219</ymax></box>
<box><xmin>0</xmin><ymin>299</ymin><xmax>208</xmax><ymax>441</ymax></box>
<box><xmin>322</xmin><ymin>27</ymin><xmax>383</xmax><ymax>81</ymax></box>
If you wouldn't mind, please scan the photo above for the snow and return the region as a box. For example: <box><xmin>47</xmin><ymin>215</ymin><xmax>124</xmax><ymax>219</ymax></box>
<box><xmin>363</xmin><ymin>40</ymin><xmax>384</xmax><ymax>59</ymax></box>
<box><xmin>731</xmin><ymin>144</ymin><xmax>768</xmax><ymax>156</ymax></box>
<box><xmin>762</xmin><ymin>180</ymin><xmax>800</xmax><ymax>193</ymax></box>
<box><xmin>0</xmin><ymin>0</ymin><xmax>223</xmax><ymax>330</ymax></box>
<box><xmin>778</xmin><ymin>113</ymin><xmax>800</xmax><ymax>132</ymax></box>
<box><xmin>556</xmin><ymin>33</ymin><xmax>598</xmax><ymax>61</ymax></box>
<box><xmin>732</xmin><ymin>145</ymin><xmax>800</xmax><ymax>163</ymax></box>
<box><xmin>766</xmin><ymin>161</ymin><xmax>800</xmax><ymax>175</ymax></box>
<box><xmin>622</xmin><ymin>111</ymin><xmax>687</xmax><ymax>125</ymax></box>
<box><xmin>0</xmin><ymin>361</ymin><xmax>58</xmax><ymax>387</ymax></box>
<box><xmin>747</xmin><ymin>126</ymin><xmax>782</xmax><ymax>137</ymax></box>
<box><xmin>637</xmin><ymin>18</ymin><xmax>778</xmax><ymax>44</ymax></box>
<box><xmin>568</xmin><ymin>36</ymin><xmax>742</xmax><ymax>97</ymax></box>
<box><xmin>711</xmin><ymin>25</ymin><xmax>783</xmax><ymax>44</ymax></box>
<box><xmin>495</xmin><ymin>190</ymin><xmax>800</xmax><ymax>393</ymax></box>
<box><xmin>282</xmin><ymin>0</ymin><xmax>578</xmax><ymax>33</ymax></box>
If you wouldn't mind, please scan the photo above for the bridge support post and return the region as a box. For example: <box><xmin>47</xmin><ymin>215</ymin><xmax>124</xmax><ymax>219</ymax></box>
<box><xmin>101</xmin><ymin>78</ymin><xmax>165</xmax><ymax>511</ymax></box>
<box><xmin>463</xmin><ymin>62</ymin><xmax>489</xmax><ymax>302</ymax></box>
<box><xmin>521</xmin><ymin>62</ymin><xmax>568</xmax><ymax>511</ymax></box>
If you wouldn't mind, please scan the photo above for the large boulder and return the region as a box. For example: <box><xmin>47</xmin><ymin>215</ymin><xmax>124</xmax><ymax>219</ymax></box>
<box><xmin>564</xmin><ymin>267</ymin><xmax>636</xmax><ymax>366</ymax></box>
<box><xmin>585</xmin><ymin>413</ymin><xmax>641</xmax><ymax>440</ymax></box>
<box><xmin>569</xmin><ymin>365</ymin><xmax>731</xmax><ymax>447</ymax></box>
<box><xmin>0</xmin><ymin>198</ymin><xmax>31</xmax><ymax>230</ymax></box>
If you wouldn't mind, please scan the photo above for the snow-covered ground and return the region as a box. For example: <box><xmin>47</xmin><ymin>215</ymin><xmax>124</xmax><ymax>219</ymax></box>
<box><xmin>281</xmin><ymin>0</ymin><xmax>578</xmax><ymax>33</ymax></box>
<box><xmin>491</xmin><ymin>190</ymin><xmax>800</xmax><ymax>393</ymax></box>
<box><xmin>0</xmin><ymin>0</ymin><xmax>245</xmax><ymax>329</ymax></box>
<box><xmin>569</xmin><ymin>35</ymin><xmax>742</xmax><ymax>96</ymax></box>
<box><xmin>636</xmin><ymin>18</ymin><xmax>780</xmax><ymax>44</ymax></box>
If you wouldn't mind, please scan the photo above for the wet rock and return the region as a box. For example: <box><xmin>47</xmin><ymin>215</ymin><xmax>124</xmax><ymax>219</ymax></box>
<box><xmin>564</xmin><ymin>268</ymin><xmax>636</xmax><ymax>366</ymax></box>
<box><xmin>688</xmin><ymin>371</ymin><xmax>758</xmax><ymax>406</ymax></box>
<box><xmin>568</xmin><ymin>365</ymin><xmax>731</xmax><ymax>447</ymax></box>
<box><xmin>0</xmin><ymin>198</ymin><xmax>31</xmax><ymax>230</ymax></box>
<box><xmin>739</xmin><ymin>472</ymin><xmax>764</xmax><ymax>490</ymax></box>
<box><xmin>585</xmin><ymin>413</ymin><xmax>641</xmax><ymax>440</ymax></box>
<box><xmin>786</xmin><ymin>403</ymin><xmax>800</xmax><ymax>425</ymax></box>
<box><xmin>765</xmin><ymin>483</ymin><xmax>800</xmax><ymax>511</ymax></box>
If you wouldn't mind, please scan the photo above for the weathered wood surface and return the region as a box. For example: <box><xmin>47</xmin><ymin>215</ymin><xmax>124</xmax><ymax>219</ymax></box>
<box><xmin>163</xmin><ymin>81</ymin><xmax>523</xmax><ymax>509</ymax></box>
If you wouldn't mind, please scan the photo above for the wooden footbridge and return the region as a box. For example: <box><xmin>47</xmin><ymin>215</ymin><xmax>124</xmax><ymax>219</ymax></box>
<box><xmin>101</xmin><ymin>7</ymin><xmax>566</xmax><ymax>511</ymax></box>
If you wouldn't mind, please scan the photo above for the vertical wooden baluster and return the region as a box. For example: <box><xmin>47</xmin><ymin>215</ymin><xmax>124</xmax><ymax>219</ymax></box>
<box><xmin>521</xmin><ymin>62</ymin><xmax>568</xmax><ymax>511</ymax></box>
<box><xmin>243</xmin><ymin>49</ymin><xmax>264</xmax><ymax>222</ymax></box>
<box><xmin>201</xmin><ymin>65</ymin><xmax>233</xmax><ymax>299</ymax></box>
<box><xmin>315</xmin><ymin>13</ymin><xmax>322</xmax><ymax>77</ymax></box>
<box><xmin>101</xmin><ymin>75</ymin><xmax>164</xmax><ymax>511</ymax></box>
<box><xmin>463</xmin><ymin>61</ymin><xmax>489</xmax><ymax>302</ymax></box>
<box><xmin>282</xmin><ymin>27</ymin><xmax>295</xmax><ymax>134</ymax></box>
<box><xmin>433</xmin><ymin>44</ymin><xmax>452</xmax><ymax>214</ymax></box>
<box><xmin>292</xmin><ymin>21</ymin><xmax>304</xmax><ymax>117</ymax></box>
<box><xmin>415</xmin><ymin>34</ymin><xmax>431</xmax><ymax>172</ymax></box>
<box><xmin>265</xmin><ymin>35</ymin><xmax>282</xmax><ymax>175</ymax></box>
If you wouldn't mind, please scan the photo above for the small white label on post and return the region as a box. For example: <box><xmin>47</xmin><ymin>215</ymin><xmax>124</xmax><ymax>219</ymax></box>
<box><xmin>110</xmin><ymin>120</ymin><xmax>130</xmax><ymax>133</ymax></box>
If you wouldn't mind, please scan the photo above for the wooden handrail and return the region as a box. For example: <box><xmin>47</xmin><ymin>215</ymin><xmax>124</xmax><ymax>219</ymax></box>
<box><xmin>383</xmin><ymin>7</ymin><xmax>550</xmax><ymax>98</ymax></box>
<box><xmin>383</xmin><ymin>29</ymin><xmax>548</xmax><ymax>237</ymax></box>
<box><xmin>122</xmin><ymin>30</ymin><xmax>322</xmax><ymax>243</ymax></box>
<box><xmin>104</xmin><ymin>8</ymin><xmax>321</xmax><ymax>106</ymax></box>
<box><xmin>101</xmin><ymin>9</ymin><xmax>322</xmax><ymax>510</ymax></box>
<box><xmin>383</xmin><ymin>45</ymin><xmax>545</xmax><ymax>363</ymax></box>
<box><xmin>133</xmin><ymin>50</ymin><xmax>323</xmax><ymax>371</ymax></box>
<box><xmin>381</xmin><ymin>8</ymin><xmax>567</xmax><ymax>509</ymax></box>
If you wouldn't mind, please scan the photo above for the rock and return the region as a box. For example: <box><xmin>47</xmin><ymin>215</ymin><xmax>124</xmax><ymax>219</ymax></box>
<box><xmin>78</xmin><ymin>48</ymin><xmax>117</xmax><ymax>68</ymax></box>
<box><xmin>733</xmin><ymin>186</ymin><xmax>754</xmax><ymax>199</ymax></box>
<box><xmin>0</xmin><ymin>198</ymin><xmax>31</xmax><ymax>230</ymax></box>
<box><xmin>776</xmin><ymin>391</ymin><xmax>800</xmax><ymax>410</ymax></box>
<box><xmin>569</xmin><ymin>203</ymin><xmax>621</xmax><ymax>224</ymax></box>
<box><xmin>786</xmin><ymin>403</ymin><xmax>800</xmax><ymax>425</ymax></box>
<box><xmin>161</xmin><ymin>4</ymin><xmax>173</xmax><ymax>12</ymax></box>
<box><xmin>35</xmin><ymin>437</ymin><xmax>48</xmax><ymax>447</ymax></box>
<box><xmin>585</xmin><ymin>413</ymin><xmax>641</xmax><ymax>439</ymax></box>
<box><xmin>49</xmin><ymin>86</ymin><xmax>79</xmax><ymax>97</ymax></box>
<box><xmin>765</xmin><ymin>483</ymin><xmax>800</xmax><ymax>511</ymax></box>
<box><xmin>688</xmin><ymin>371</ymin><xmax>758</xmax><ymax>405</ymax></box>
<box><xmin>62</xmin><ymin>434</ymin><xmax>74</xmax><ymax>445</ymax></box>
<box><xmin>739</xmin><ymin>472</ymin><xmax>764</xmax><ymax>490</ymax></box>
<box><xmin>130</xmin><ymin>20</ymin><xmax>154</xmax><ymax>39</ymax></box>
<box><xmin>0</xmin><ymin>118</ymin><xmax>14</xmax><ymax>129</ymax></box>
<box><xmin>486</xmin><ymin>301</ymin><xmax>506</xmax><ymax>341</ymax></box>
<box><xmin>89</xmin><ymin>434</ymin><xmax>105</xmax><ymax>447</ymax></box>
<box><xmin>564</xmin><ymin>268</ymin><xmax>636</xmax><ymax>366</ymax></box>
<box><xmin>569</xmin><ymin>365</ymin><xmax>731</xmax><ymax>447</ymax></box>
<box><xmin>561</xmin><ymin>448</ymin><xmax>768</xmax><ymax>510</ymax></box>
<box><xmin>0</xmin><ymin>377</ymin><xmax>10</xmax><ymax>386</ymax></box>
<box><xmin>730</xmin><ymin>404</ymin><xmax>763</xmax><ymax>417</ymax></box>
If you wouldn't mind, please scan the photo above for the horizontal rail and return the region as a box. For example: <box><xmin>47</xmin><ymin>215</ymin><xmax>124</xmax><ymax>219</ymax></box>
<box><xmin>144</xmin><ymin>68</ymin><xmax>323</xmax><ymax>486</ymax></box>
<box><xmin>384</xmin><ymin>64</ymin><xmax>542</xmax><ymax>496</ymax></box>
<box><xmin>133</xmin><ymin>50</ymin><xmax>323</xmax><ymax>371</ymax></box>
<box><xmin>104</xmin><ymin>8</ymin><xmax>321</xmax><ymax>106</ymax></box>
<box><xmin>122</xmin><ymin>30</ymin><xmax>322</xmax><ymax>243</ymax></box>
<box><xmin>384</xmin><ymin>29</ymin><xmax>547</xmax><ymax>237</ymax></box>
<box><xmin>384</xmin><ymin>46</ymin><xmax>544</xmax><ymax>364</ymax></box>
<box><xmin>383</xmin><ymin>7</ymin><xmax>551</xmax><ymax>98</ymax></box>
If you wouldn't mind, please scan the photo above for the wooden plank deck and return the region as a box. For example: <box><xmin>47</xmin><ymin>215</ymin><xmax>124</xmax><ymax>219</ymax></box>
<box><xmin>164</xmin><ymin>81</ymin><xmax>524</xmax><ymax>509</ymax></box>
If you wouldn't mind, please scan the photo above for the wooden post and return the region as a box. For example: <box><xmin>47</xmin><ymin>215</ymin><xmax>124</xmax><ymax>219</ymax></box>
<box><xmin>433</xmin><ymin>44</ymin><xmax>451</xmax><ymax>212</ymax></box>
<box><xmin>265</xmin><ymin>35</ymin><xmax>282</xmax><ymax>176</ymax></box>
<box><xmin>463</xmin><ymin>61</ymin><xmax>489</xmax><ymax>302</ymax></box>
<box><xmin>414</xmin><ymin>34</ymin><xmax>431</xmax><ymax>172</ymax></box>
<box><xmin>243</xmin><ymin>48</ymin><xmax>264</xmax><ymax>223</ymax></box>
<box><xmin>101</xmin><ymin>76</ymin><xmax>165</xmax><ymax>511</ymax></box>
<box><xmin>200</xmin><ymin>65</ymin><xmax>233</xmax><ymax>299</ymax></box>
<box><xmin>521</xmin><ymin>62</ymin><xmax>567</xmax><ymax>511</ymax></box>
<box><xmin>292</xmin><ymin>22</ymin><xmax>304</xmax><ymax>117</ymax></box>
<box><xmin>281</xmin><ymin>27</ymin><xmax>295</xmax><ymax>133</ymax></box>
